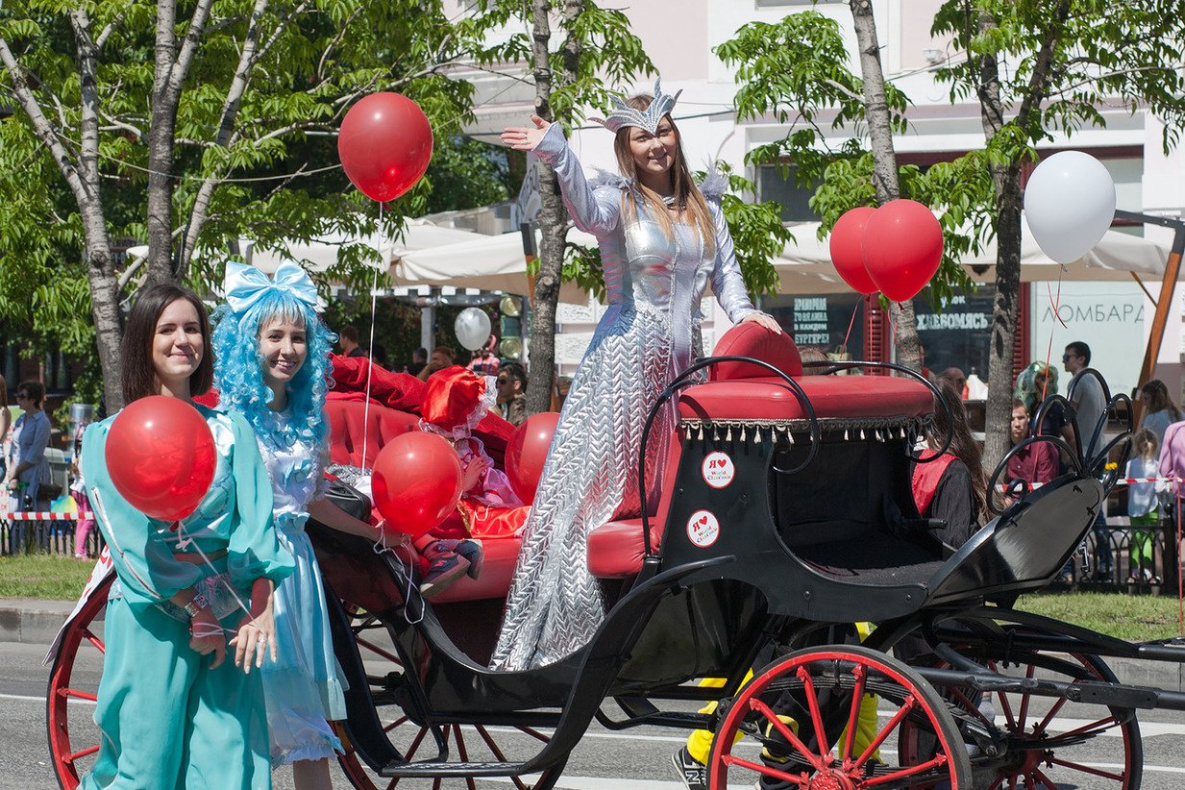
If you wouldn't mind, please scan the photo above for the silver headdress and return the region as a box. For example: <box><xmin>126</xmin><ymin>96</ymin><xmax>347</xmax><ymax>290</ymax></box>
<box><xmin>588</xmin><ymin>78</ymin><xmax>682</xmax><ymax>135</ymax></box>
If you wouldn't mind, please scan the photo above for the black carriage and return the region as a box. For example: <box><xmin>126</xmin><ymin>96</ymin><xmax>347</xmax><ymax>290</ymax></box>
<box><xmin>46</xmin><ymin>327</ymin><xmax>1185</xmax><ymax>789</ymax></box>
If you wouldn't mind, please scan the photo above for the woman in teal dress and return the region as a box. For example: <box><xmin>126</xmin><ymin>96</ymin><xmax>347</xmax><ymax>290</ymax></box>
<box><xmin>213</xmin><ymin>261</ymin><xmax>387</xmax><ymax>790</ymax></box>
<box><xmin>80</xmin><ymin>283</ymin><xmax>294</xmax><ymax>789</ymax></box>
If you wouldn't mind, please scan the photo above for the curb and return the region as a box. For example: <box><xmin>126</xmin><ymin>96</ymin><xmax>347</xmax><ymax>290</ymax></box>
<box><xmin>0</xmin><ymin>599</ymin><xmax>74</xmax><ymax>646</ymax></box>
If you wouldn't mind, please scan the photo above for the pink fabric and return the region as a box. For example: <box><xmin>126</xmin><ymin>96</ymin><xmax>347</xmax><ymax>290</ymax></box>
<box><xmin>1159</xmin><ymin>420</ymin><xmax>1185</xmax><ymax>494</ymax></box>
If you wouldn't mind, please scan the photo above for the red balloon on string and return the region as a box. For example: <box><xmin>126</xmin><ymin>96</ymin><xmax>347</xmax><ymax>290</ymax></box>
<box><xmin>828</xmin><ymin>207</ymin><xmax>879</xmax><ymax>294</ymax></box>
<box><xmin>338</xmin><ymin>92</ymin><xmax>434</xmax><ymax>202</ymax></box>
<box><xmin>505</xmin><ymin>412</ymin><xmax>560</xmax><ymax>504</ymax></box>
<box><xmin>105</xmin><ymin>396</ymin><xmax>217</xmax><ymax>522</ymax></box>
<box><xmin>861</xmin><ymin>199</ymin><xmax>944</xmax><ymax>301</ymax></box>
<box><xmin>371</xmin><ymin>432</ymin><xmax>463</xmax><ymax>538</ymax></box>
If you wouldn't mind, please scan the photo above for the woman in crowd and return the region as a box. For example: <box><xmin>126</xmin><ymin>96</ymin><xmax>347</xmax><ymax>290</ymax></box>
<box><xmin>5</xmin><ymin>379</ymin><xmax>52</xmax><ymax>511</ymax></box>
<box><xmin>80</xmin><ymin>283</ymin><xmax>292</xmax><ymax>789</ymax></box>
<box><xmin>1137</xmin><ymin>379</ymin><xmax>1181</xmax><ymax>447</ymax></box>
<box><xmin>493</xmin><ymin>80</ymin><xmax>780</xmax><ymax>670</ymax></box>
<box><xmin>1126</xmin><ymin>428</ymin><xmax>1161</xmax><ymax>584</ymax></box>
<box><xmin>213</xmin><ymin>261</ymin><xmax>387</xmax><ymax>788</ymax></box>
<box><xmin>912</xmin><ymin>383</ymin><xmax>988</xmax><ymax>550</ymax></box>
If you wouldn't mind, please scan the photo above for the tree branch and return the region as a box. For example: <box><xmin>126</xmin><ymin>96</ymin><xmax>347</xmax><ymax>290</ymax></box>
<box><xmin>1014</xmin><ymin>0</ymin><xmax>1072</xmax><ymax>130</ymax></box>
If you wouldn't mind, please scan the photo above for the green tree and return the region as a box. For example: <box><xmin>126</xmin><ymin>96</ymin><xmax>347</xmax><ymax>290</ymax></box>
<box><xmin>932</xmin><ymin>0</ymin><xmax>1185</xmax><ymax>466</ymax></box>
<box><xmin>0</xmin><ymin>0</ymin><xmax>521</xmax><ymax>409</ymax></box>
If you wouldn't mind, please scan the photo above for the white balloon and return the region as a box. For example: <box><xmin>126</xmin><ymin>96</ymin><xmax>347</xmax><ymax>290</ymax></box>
<box><xmin>1023</xmin><ymin>151</ymin><xmax>1116</xmax><ymax>264</ymax></box>
<box><xmin>454</xmin><ymin>308</ymin><xmax>492</xmax><ymax>351</ymax></box>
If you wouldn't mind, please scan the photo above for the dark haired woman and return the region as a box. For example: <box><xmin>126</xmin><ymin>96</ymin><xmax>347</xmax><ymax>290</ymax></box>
<box><xmin>79</xmin><ymin>284</ymin><xmax>293</xmax><ymax>789</ymax></box>
<box><xmin>912</xmin><ymin>383</ymin><xmax>988</xmax><ymax>549</ymax></box>
<box><xmin>1138</xmin><ymin>378</ymin><xmax>1182</xmax><ymax>447</ymax></box>
<box><xmin>493</xmin><ymin>81</ymin><xmax>780</xmax><ymax>669</ymax></box>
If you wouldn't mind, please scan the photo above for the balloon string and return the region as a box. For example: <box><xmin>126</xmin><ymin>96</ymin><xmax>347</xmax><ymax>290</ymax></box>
<box><xmin>361</xmin><ymin>202</ymin><xmax>382</xmax><ymax>469</ymax></box>
<box><xmin>1039</xmin><ymin>271</ymin><xmax>1066</xmax><ymax>402</ymax></box>
<box><xmin>842</xmin><ymin>298</ymin><xmax>861</xmax><ymax>352</ymax></box>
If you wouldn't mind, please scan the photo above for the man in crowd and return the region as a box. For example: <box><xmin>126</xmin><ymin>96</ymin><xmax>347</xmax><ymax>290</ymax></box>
<box><xmin>1063</xmin><ymin>340</ymin><xmax>1111</xmax><ymax>579</ymax></box>
<box><xmin>406</xmin><ymin>347</ymin><xmax>427</xmax><ymax>377</ymax></box>
<box><xmin>418</xmin><ymin>345</ymin><xmax>456</xmax><ymax>382</ymax></box>
<box><xmin>338</xmin><ymin>325</ymin><xmax>368</xmax><ymax>358</ymax></box>
<box><xmin>496</xmin><ymin>363</ymin><xmax>528</xmax><ymax>426</ymax></box>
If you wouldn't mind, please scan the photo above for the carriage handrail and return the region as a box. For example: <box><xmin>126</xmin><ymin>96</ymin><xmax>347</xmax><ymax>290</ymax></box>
<box><xmin>637</xmin><ymin>355</ymin><xmax>821</xmax><ymax>565</ymax></box>
<box><xmin>986</xmin><ymin>433</ymin><xmax>1083</xmax><ymax>516</ymax></box>
<box><xmin>801</xmin><ymin>359</ymin><xmax>954</xmax><ymax>463</ymax></box>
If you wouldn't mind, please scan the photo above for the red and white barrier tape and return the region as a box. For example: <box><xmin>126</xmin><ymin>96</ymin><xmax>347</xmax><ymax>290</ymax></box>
<box><xmin>2</xmin><ymin>512</ymin><xmax>81</xmax><ymax>520</ymax></box>
<box><xmin>995</xmin><ymin>476</ymin><xmax>1184</xmax><ymax>493</ymax></box>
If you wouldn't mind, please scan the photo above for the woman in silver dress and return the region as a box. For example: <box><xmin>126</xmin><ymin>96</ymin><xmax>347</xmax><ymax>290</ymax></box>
<box><xmin>492</xmin><ymin>81</ymin><xmax>781</xmax><ymax>670</ymax></box>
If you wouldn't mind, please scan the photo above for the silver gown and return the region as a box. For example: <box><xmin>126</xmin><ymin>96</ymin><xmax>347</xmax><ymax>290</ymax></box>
<box><xmin>489</xmin><ymin>124</ymin><xmax>758</xmax><ymax>670</ymax></box>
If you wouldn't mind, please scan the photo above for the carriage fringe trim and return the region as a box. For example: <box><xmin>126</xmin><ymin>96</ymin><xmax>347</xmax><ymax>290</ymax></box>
<box><xmin>679</xmin><ymin>415</ymin><xmax>932</xmax><ymax>444</ymax></box>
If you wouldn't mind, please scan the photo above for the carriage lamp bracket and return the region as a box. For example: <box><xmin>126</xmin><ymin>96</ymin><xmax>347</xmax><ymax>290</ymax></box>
<box><xmin>636</xmin><ymin>355</ymin><xmax>822</xmax><ymax>563</ymax></box>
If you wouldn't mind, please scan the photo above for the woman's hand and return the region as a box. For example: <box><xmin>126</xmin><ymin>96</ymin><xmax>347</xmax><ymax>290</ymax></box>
<box><xmin>741</xmin><ymin>312</ymin><xmax>783</xmax><ymax>334</ymax></box>
<box><xmin>501</xmin><ymin>115</ymin><xmax>551</xmax><ymax>152</ymax></box>
<box><xmin>189</xmin><ymin>608</ymin><xmax>227</xmax><ymax>669</ymax></box>
<box><xmin>462</xmin><ymin>456</ymin><xmax>491</xmax><ymax>493</ymax></box>
<box><xmin>229</xmin><ymin>579</ymin><xmax>276</xmax><ymax>672</ymax></box>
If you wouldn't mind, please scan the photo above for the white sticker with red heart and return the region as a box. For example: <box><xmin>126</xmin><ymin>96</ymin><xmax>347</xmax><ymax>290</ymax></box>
<box><xmin>687</xmin><ymin>510</ymin><xmax>720</xmax><ymax>548</ymax></box>
<box><xmin>701</xmin><ymin>451</ymin><xmax>735</xmax><ymax>489</ymax></box>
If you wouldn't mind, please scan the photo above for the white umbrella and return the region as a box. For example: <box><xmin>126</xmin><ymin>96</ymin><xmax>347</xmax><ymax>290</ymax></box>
<box><xmin>251</xmin><ymin>219</ymin><xmax>482</xmax><ymax>274</ymax></box>
<box><xmin>394</xmin><ymin>227</ymin><xmax>595</xmax><ymax>304</ymax></box>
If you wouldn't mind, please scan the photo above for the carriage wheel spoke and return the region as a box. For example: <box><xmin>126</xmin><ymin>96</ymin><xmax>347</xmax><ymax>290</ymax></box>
<box><xmin>1016</xmin><ymin>663</ymin><xmax>1036</xmax><ymax>733</ymax></box>
<box><xmin>1050</xmin><ymin>714</ymin><xmax>1120</xmax><ymax>741</ymax></box>
<box><xmin>856</xmin><ymin>696</ymin><xmax>915</xmax><ymax>769</ymax></box>
<box><xmin>355</xmin><ymin>636</ymin><xmax>401</xmax><ymax>664</ymax></box>
<box><xmin>452</xmin><ymin>726</ymin><xmax>478</xmax><ymax>790</ymax></box>
<box><xmin>948</xmin><ymin>686</ymin><xmax>992</xmax><ymax>726</ymax></box>
<box><xmin>60</xmin><ymin>687</ymin><xmax>98</xmax><ymax>702</ymax></box>
<box><xmin>1032</xmin><ymin>767</ymin><xmax>1060</xmax><ymax>790</ymax></box>
<box><xmin>473</xmin><ymin>725</ymin><xmax>528</xmax><ymax>790</ymax></box>
<box><xmin>384</xmin><ymin>715</ymin><xmax>409</xmax><ymax>734</ymax></box>
<box><xmin>1034</xmin><ymin>695</ymin><xmax>1069</xmax><ymax>734</ymax></box>
<box><xmin>517</xmin><ymin>726</ymin><xmax>551</xmax><ymax>744</ymax></box>
<box><xmin>1047</xmin><ymin>756</ymin><xmax>1126</xmax><ymax>781</ymax></box>
<box><xmin>66</xmin><ymin>744</ymin><xmax>100</xmax><ymax>763</ymax></box>
<box><xmin>721</xmin><ymin>754</ymin><xmax>808</xmax><ymax>787</ymax></box>
<box><xmin>987</xmin><ymin>661</ymin><xmax>1018</xmax><ymax>730</ymax></box>
<box><xmin>750</xmin><ymin>698</ymin><xmax>826</xmax><ymax>771</ymax></box>
<box><xmin>795</xmin><ymin>666</ymin><xmax>831</xmax><ymax>758</ymax></box>
<box><xmin>842</xmin><ymin>663</ymin><xmax>867</xmax><ymax>763</ymax></box>
<box><xmin>402</xmin><ymin>726</ymin><xmax>429</xmax><ymax>763</ymax></box>
<box><xmin>83</xmin><ymin>628</ymin><xmax>105</xmax><ymax>653</ymax></box>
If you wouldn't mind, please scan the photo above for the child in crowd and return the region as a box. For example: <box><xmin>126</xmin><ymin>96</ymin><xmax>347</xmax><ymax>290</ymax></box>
<box><xmin>1126</xmin><ymin>428</ymin><xmax>1160</xmax><ymax>584</ymax></box>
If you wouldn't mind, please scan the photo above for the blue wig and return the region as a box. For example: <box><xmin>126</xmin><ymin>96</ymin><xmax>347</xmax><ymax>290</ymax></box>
<box><xmin>212</xmin><ymin>286</ymin><xmax>336</xmax><ymax>450</ymax></box>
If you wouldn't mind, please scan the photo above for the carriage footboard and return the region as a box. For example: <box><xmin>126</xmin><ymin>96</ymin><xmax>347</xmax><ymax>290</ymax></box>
<box><xmin>918</xmin><ymin>666</ymin><xmax>1185</xmax><ymax>712</ymax></box>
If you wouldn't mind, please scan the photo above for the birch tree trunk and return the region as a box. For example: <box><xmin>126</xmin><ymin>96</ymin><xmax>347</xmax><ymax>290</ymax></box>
<box><xmin>525</xmin><ymin>0</ymin><xmax>581</xmax><ymax>415</ymax></box>
<box><xmin>848</xmin><ymin>0</ymin><xmax>921</xmax><ymax>373</ymax></box>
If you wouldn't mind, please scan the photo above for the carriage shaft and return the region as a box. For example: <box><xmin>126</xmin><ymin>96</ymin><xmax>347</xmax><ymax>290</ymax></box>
<box><xmin>918</xmin><ymin>666</ymin><xmax>1185</xmax><ymax>712</ymax></box>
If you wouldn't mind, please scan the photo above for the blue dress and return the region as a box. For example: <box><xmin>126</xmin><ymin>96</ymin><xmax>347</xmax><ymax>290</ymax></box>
<box><xmin>80</xmin><ymin>404</ymin><xmax>294</xmax><ymax>790</ymax></box>
<box><xmin>257</xmin><ymin>431</ymin><xmax>347</xmax><ymax>765</ymax></box>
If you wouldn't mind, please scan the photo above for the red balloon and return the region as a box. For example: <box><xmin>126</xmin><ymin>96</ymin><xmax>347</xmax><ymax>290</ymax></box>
<box><xmin>861</xmin><ymin>199</ymin><xmax>944</xmax><ymax>301</ymax></box>
<box><xmin>338</xmin><ymin>93</ymin><xmax>434</xmax><ymax>202</ymax></box>
<box><xmin>371</xmin><ymin>432</ymin><xmax>462</xmax><ymax>538</ymax></box>
<box><xmin>505</xmin><ymin>412</ymin><xmax>560</xmax><ymax>504</ymax></box>
<box><xmin>828</xmin><ymin>207</ymin><xmax>879</xmax><ymax>294</ymax></box>
<box><xmin>105</xmin><ymin>396</ymin><xmax>217</xmax><ymax>522</ymax></box>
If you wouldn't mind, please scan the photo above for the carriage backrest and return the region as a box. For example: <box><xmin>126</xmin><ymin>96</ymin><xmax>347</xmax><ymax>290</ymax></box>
<box><xmin>709</xmin><ymin>321</ymin><xmax>803</xmax><ymax>381</ymax></box>
<box><xmin>324</xmin><ymin>396</ymin><xmax>420</xmax><ymax>468</ymax></box>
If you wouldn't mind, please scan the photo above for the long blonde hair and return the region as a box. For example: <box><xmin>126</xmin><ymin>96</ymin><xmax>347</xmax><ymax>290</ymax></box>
<box><xmin>612</xmin><ymin>95</ymin><xmax>716</xmax><ymax>255</ymax></box>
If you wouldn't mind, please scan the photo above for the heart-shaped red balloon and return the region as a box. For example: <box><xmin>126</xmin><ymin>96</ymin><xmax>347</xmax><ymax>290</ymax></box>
<box><xmin>338</xmin><ymin>92</ymin><xmax>434</xmax><ymax>202</ymax></box>
<box><xmin>505</xmin><ymin>412</ymin><xmax>560</xmax><ymax>505</ymax></box>
<box><xmin>105</xmin><ymin>396</ymin><xmax>217</xmax><ymax>522</ymax></box>
<box><xmin>861</xmin><ymin>200</ymin><xmax>944</xmax><ymax>301</ymax></box>
<box><xmin>828</xmin><ymin>207</ymin><xmax>879</xmax><ymax>294</ymax></box>
<box><xmin>371</xmin><ymin>431</ymin><xmax>463</xmax><ymax>538</ymax></box>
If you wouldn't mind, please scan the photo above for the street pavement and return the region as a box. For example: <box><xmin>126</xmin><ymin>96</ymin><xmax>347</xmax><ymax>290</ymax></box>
<box><xmin>6</xmin><ymin>636</ymin><xmax>1185</xmax><ymax>788</ymax></box>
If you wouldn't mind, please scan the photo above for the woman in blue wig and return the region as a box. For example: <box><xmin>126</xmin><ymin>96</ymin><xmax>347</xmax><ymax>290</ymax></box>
<box><xmin>81</xmin><ymin>283</ymin><xmax>293</xmax><ymax>789</ymax></box>
<box><xmin>213</xmin><ymin>261</ymin><xmax>382</xmax><ymax>788</ymax></box>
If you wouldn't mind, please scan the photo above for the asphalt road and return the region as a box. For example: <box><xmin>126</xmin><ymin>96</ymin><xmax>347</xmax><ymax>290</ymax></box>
<box><xmin>6</xmin><ymin>638</ymin><xmax>1185</xmax><ymax>789</ymax></box>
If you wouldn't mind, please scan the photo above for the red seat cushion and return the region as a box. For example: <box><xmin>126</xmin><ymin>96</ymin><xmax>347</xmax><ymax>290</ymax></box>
<box><xmin>710</xmin><ymin>321</ymin><xmax>802</xmax><ymax>380</ymax></box>
<box><xmin>679</xmin><ymin>375</ymin><xmax>933</xmax><ymax>423</ymax></box>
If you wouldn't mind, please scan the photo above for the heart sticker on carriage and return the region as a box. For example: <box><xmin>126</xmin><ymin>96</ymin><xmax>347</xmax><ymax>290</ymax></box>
<box><xmin>701</xmin><ymin>451</ymin><xmax>735</xmax><ymax>489</ymax></box>
<box><xmin>686</xmin><ymin>509</ymin><xmax>720</xmax><ymax>548</ymax></box>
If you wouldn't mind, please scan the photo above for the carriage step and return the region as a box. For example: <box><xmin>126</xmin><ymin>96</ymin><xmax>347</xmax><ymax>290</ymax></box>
<box><xmin>382</xmin><ymin>760</ymin><xmax>526</xmax><ymax>778</ymax></box>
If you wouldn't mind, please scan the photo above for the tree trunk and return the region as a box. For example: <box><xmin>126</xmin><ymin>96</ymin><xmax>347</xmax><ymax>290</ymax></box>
<box><xmin>525</xmin><ymin>0</ymin><xmax>582</xmax><ymax>416</ymax></box>
<box><xmin>848</xmin><ymin>0</ymin><xmax>921</xmax><ymax>372</ymax></box>
<box><xmin>146</xmin><ymin>0</ymin><xmax>180</xmax><ymax>284</ymax></box>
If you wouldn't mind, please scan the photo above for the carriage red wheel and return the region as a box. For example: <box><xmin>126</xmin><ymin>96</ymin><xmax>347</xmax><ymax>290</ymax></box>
<box><xmin>45</xmin><ymin>573</ymin><xmax>113</xmax><ymax>789</ymax></box>
<box><xmin>899</xmin><ymin>627</ymin><xmax>1142</xmax><ymax>790</ymax></box>
<box><xmin>709</xmin><ymin>644</ymin><xmax>971</xmax><ymax>790</ymax></box>
<box><xmin>333</xmin><ymin>608</ymin><xmax>567</xmax><ymax>790</ymax></box>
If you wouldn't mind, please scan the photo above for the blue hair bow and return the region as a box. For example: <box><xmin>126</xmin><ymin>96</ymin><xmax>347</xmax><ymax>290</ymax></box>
<box><xmin>224</xmin><ymin>260</ymin><xmax>319</xmax><ymax>315</ymax></box>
